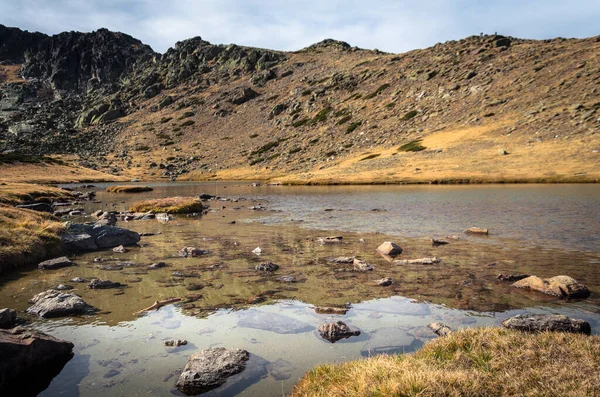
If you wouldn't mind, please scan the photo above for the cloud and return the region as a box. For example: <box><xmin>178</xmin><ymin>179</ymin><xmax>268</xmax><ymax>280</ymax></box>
<box><xmin>1</xmin><ymin>0</ymin><xmax>599</xmax><ymax>53</ymax></box>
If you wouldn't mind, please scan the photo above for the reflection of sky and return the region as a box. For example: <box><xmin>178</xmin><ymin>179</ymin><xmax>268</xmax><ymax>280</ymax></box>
<box><xmin>38</xmin><ymin>299</ymin><xmax>600</xmax><ymax>396</ymax></box>
<box><xmin>2</xmin><ymin>0</ymin><xmax>600</xmax><ymax>53</ymax></box>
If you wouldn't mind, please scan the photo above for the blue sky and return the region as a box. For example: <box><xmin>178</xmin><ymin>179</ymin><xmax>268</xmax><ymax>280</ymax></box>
<box><xmin>1</xmin><ymin>0</ymin><xmax>599</xmax><ymax>53</ymax></box>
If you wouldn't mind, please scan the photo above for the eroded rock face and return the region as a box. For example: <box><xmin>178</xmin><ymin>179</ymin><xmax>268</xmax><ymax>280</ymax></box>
<box><xmin>38</xmin><ymin>256</ymin><xmax>74</xmax><ymax>270</ymax></box>
<box><xmin>61</xmin><ymin>224</ymin><xmax>140</xmax><ymax>252</ymax></box>
<box><xmin>376</xmin><ymin>241</ymin><xmax>403</xmax><ymax>256</ymax></box>
<box><xmin>27</xmin><ymin>290</ymin><xmax>95</xmax><ymax>318</ymax></box>
<box><xmin>0</xmin><ymin>326</ymin><xmax>74</xmax><ymax>394</ymax></box>
<box><xmin>512</xmin><ymin>275</ymin><xmax>590</xmax><ymax>298</ymax></box>
<box><xmin>176</xmin><ymin>348</ymin><xmax>249</xmax><ymax>395</ymax></box>
<box><xmin>502</xmin><ymin>314</ymin><xmax>591</xmax><ymax>335</ymax></box>
<box><xmin>318</xmin><ymin>321</ymin><xmax>361</xmax><ymax>343</ymax></box>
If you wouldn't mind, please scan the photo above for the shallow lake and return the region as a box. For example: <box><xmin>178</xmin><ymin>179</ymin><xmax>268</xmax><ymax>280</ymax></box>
<box><xmin>1</xmin><ymin>183</ymin><xmax>599</xmax><ymax>396</ymax></box>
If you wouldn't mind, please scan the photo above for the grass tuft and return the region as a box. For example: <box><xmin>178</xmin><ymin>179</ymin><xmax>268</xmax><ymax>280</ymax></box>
<box><xmin>398</xmin><ymin>140</ymin><xmax>426</xmax><ymax>152</ymax></box>
<box><xmin>106</xmin><ymin>185</ymin><xmax>153</xmax><ymax>193</ymax></box>
<box><xmin>129</xmin><ymin>197</ymin><xmax>206</xmax><ymax>214</ymax></box>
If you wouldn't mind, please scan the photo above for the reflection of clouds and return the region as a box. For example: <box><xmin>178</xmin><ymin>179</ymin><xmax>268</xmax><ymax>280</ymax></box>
<box><xmin>3</xmin><ymin>1</ymin><xmax>599</xmax><ymax>54</ymax></box>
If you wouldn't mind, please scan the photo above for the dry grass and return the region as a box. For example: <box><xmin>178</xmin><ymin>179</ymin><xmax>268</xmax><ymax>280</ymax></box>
<box><xmin>129</xmin><ymin>196</ymin><xmax>206</xmax><ymax>213</ymax></box>
<box><xmin>0</xmin><ymin>159</ymin><xmax>124</xmax><ymax>184</ymax></box>
<box><xmin>0</xmin><ymin>182</ymin><xmax>74</xmax><ymax>205</ymax></box>
<box><xmin>292</xmin><ymin>327</ymin><xmax>600</xmax><ymax>397</ymax></box>
<box><xmin>106</xmin><ymin>185</ymin><xmax>154</xmax><ymax>193</ymax></box>
<box><xmin>0</xmin><ymin>204</ymin><xmax>65</xmax><ymax>272</ymax></box>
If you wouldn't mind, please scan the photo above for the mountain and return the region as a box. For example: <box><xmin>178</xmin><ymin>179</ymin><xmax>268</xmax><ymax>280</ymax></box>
<box><xmin>1</xmin><ymin>25</ymin><xmax>599</xmax><ymax>183</ymax></box>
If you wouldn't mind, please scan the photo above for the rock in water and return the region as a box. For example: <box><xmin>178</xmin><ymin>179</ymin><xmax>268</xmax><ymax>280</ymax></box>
<box><xmin>0</xmin><ymin>327</ymin><xmax>74</xmax><ymax>394</ymax></box>
<box><xmin>502</xmin><ymin>314</ymin><xmax>591</xmax><ymax>335</ymax></box>
<box><xmin>0</xmin><ymin>308</ymin><xmax>17</xmax><ymax>329</ymax></box>
<box><xmin>27</xmin><ymin>290</ymin><xmax>95</xmax><ymax>318</ymax></box>
<box><xmin>61</xmin><ymin>224</ymin><xmax>140</xmax><ymax>252</ymax></box>
<box><xmin>318</xmin><ymin>321</ymin><xmax>361</xmax><ymax>343</ymax></box>
<box><xmin>512</xmin><ymin>275</ymin><xmax>590</xmax><ymax>298</ymax></box>
<box><xmin>267</xmin><ymin>358</ymin><xmax>295</xmax><ymax>381</ymax></box>
<box><xmin>176</xmin><ymin>348</ymin><xmax>249</xmax><ymax>395</ymax></box>
<box><xmin>38</xmin><ymin>256</ymin><xmax>74</xmax><ymax>270</ymax></box>
<box><xmin>237</xmin><ymin>310</ymin><xmax>313</xmax><ymax>334</ymax></box>
<box><xmin>87</xmin><ymin>279</ymin><xmax>123</xmax><ymax>289</ymax></box>
<box><xmin>376</xmin><ymin>241</ymin><xmax>403</xmax><ymax>256</ymax></box>
<box><xmin>428</xmin><ymin>322</ymin><xmax>453</xmax><ymax>337</ymax></box>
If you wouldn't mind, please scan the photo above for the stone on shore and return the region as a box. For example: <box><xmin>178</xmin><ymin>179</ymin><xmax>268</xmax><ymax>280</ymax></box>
<box><xmin>377</xmin><ymin>277</ymin><xmax>393</xmax><ymax>286</ymax></box>
<box><xmin>27</xmin><ymin>290</ymin><xmax>95</xmax><ymax>318</ymax></box>
<box><xmin>317</xmin><ymin>236</ymin><xmax>343</xmax><ymax>244</ymax></box>
<box><xmin>88</xmin><ymin>279</ymin><xmax>123</xmax><ymax>289</ymax></box>
<box><xmin>502</xmin><ymin>314</ymin><xmax>591</xmax><ymax>335</ymax></box>
<box><xmin>376</xmin><ymin>241</ymin><xmax>403</xmax><ymax>256</ymax></box>
<box><xmin>394</xmin><ymin>257</ymin><xmax>440</xmax><ymax>265</ymax></box>
<box><xmin>179</xmin><ymin>247</ymin><xmax>208</xmax><ymax>257</ymax></box>
<box><xmin>38</xmin><ymin>256</ymin><xmax>74</xmax><ymax>270</ymax></box>
<box><xmin>512</xmin><ymin>275</ymin><xmax>590</xmax><ymax>298</ymax></box>
<box><xmin>255</xmin><ymin>262</ymin><xmax>279</xmax><ymax>272</ymax></box>
<box><xmin>464</xmin><ymin>227</ymin><xmax>489</xmax><ymax>235</ymax></box>
<box><xmin>353</xmin><ymin>258</ymin><xmax>375</xmax><ymax>272</ymax></box>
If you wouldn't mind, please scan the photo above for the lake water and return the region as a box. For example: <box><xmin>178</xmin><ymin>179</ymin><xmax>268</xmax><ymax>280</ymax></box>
<box><xmin>1</xmin><ymin>183</ymin><xmax>599</xmax><ymax>396</ymax></box>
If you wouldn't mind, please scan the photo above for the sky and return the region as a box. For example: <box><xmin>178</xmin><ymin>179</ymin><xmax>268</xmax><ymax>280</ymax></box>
<box><xmin>1</xmin><ymin>0</ymin><xmax>599</xmax><ymax>54</ymax></box>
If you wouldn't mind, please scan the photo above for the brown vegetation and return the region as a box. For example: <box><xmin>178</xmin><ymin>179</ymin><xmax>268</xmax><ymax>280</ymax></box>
<box><xmin>129</xmin><ymin>196</ymin><xmax>205</xmax><ymax>213</ymax></box>
<box><xmin>0</xmin><ymin>182</ymin><xmax>73</xmax><ymax>205</ymax></box>
<box><xmin>292</xmin><ymin>327</ymin><xmax>600</xmax><ymax>397</ymax></box>
<box><xmin>106</xmin><ymin>185</ymin><xmax>153</xmax><ymax>193</ymax></box>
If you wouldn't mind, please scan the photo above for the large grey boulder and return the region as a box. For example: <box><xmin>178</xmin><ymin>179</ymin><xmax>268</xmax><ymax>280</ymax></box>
<box><xmin>27</xmin><ymin>290</ymin><xmax>95</xmax><ymax>318</ymax></box>
<box><xmin>38</xmin><ymin>256</ymin><xmax>74</xmax><ymax>270</ymax></box>
<box><xmin>512</xmin><ymin>275</ymin><xmax>590</xmax><ymax>299</ymax></box>
<box><xmin>176</xmin><ymin>348</ymin><xmax>249</xmax><ymax>395</ymax></box>
<box><xmin>0</xmin><ymin>327</ymin><xmax>73</xmax><ymax>393</ymax></box>
<box><xmin>61</xmin><ymin>223</ymin><xmax>140</xmax><ymax>252</ymax></box>
<box><xmin>502</xmin><ymin>314</ymin><xmax>591</xmax><ymax>335</ymax></box>
<box><xmin>0</xmin><ymin>309</ymin><xmax>17</xmax><ymax>329</ymax></box>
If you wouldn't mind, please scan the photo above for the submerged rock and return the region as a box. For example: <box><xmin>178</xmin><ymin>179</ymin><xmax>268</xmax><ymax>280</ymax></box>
<box><xmin>237</xmin><ymin>310</ymin><xmax>313</xmax><ymax>334</ymax></box>
<box><xmin>0</xmin><ymin>327</ymin><xmax>74</xmax><ymax>393</ymax></box>
<box><xmin>61</xmin><ymin>224</ymin><xmax>140</xmax><ymax>252</ymax></box>
<box><xmin>318</xmin><ymin>321</ymin><xmax>361</xmax><ymax>343</ymax></box>
<box><xmin>27</xmin><ymin>290</ymin><xmax>95</xmax><ymax>318</ymax></box>
<box><xmin>361</xmin><ymin>327</ymin><xmax>418</xmax><ymax>356</ymax></box>
<box><xmin>376</xmin><ymin>241</ymin><xmax>403</xmax><ymax>256</ymax></box>
<box><xmin>428</xmin><ymin>322</ymin><xmax>453</xmax><ymax>337</ymax></box>
<box><xmin>512</xmin><ymin>275</ymin><xmax>590</xmax><ymax>298</ymax></box>
<box><xmin>38</xmin><ymin>256</ymin><xmax>74</xmax><ymax>270</ymax></box>
<box><xmin>267</xmin><ymin>358</ymin><xmax>295</xmax><ymax>381</ymax></box>
<box><xmin>502</xmin><ymin>314</ymin><xmax>591</xmax><ymax>335</ymax></box>
<box><xmin>176</xmin><ymin>348</ymin><xmax>249</xmax><ymax>395</ymax></box>
<box><xmin>87</xmin><ymin>279</ymin><xmax>123</xmax><ymax>289</ymax></box>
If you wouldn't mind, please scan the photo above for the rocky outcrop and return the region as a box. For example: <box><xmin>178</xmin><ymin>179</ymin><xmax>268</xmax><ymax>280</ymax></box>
<box><xmin>512</xmin><ymin>275</ymin><xmax>590</xmax><ymax>299</ymax></box>
<box><xmin>318</xmin><ymin>321</ymin><xmax>361</xmax><ymax>343</ymax></box>
<box><xmin>27</xmin><ymin>290</ymin><xmax>95</xmax><ymax>318</ymax></box>
<box><xmin>502</xmin><ymin>314</ymin><xmax>591</xmax><ymax>335</ymax></box>
<box><xmin>0</xmin><ymin>326</ymin><xmax>73</xmax><ymax>394</ymax></box>
<box><xmin>0</xmin><ymin>308</ymin><xmax>17</xmax><ymax>329</ymax></box>
<box><xmin>176</xmin><ymin>347</ymin><xmax>249</xmax><ymax>395</ymax></box>
<box><xmin>38</xmin><ymin>256</ymin><xmax>74</xmax><ymax>270</ymax></box>
<box><xmin>61</xmin><ymin>223</ymin><xmax>140</xmax><ymax>252</ymax></box>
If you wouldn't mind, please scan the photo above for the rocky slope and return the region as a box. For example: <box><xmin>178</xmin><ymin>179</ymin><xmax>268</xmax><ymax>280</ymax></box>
<box><xmin>1</xmin><ymin>25</ymin><xmax>599</xmax><ymax>183</ymax></box>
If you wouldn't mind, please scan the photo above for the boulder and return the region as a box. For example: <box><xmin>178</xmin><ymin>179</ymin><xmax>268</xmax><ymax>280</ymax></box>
<box><xmin>176</xmin><ymin>348</ymin><xmax>249</xmax><ymax>395</ymax></box>
<box><xmin>255</xmin><ymin>262</ymin><xmax>279</xmax><ymax>272</ymax></box>
<box><xmin>317</xmin><ymin>236</ymin><xmax>343</xmax><ymax>244</ymax></box>
<box><xmin>502</xmin><ymin>314</ymin><xmax>591</xmax><ymax>335</ymax></box>
<box><xmin>230</xmin><ymin>87</ymin><xmax>259</xmax><ymax>105</ymax></box>
<box><xmin>148</xmin><ymin>262</ymin><xmax>167</xmax><ymax>269</ymax></box>
<box><xmin>61</xmin><ymin>223</ymin><xmax>140</xmax><ymax>252</ymax></box>
<box><xmin>15</xmin><ymin>203</ymin><xmax>53</xmax><ymax>213</ymax></box>
<box><xmin>318</xmin><ymin>321</ymin><xmax>361</xmax><ymax>343</ymax></box>
<box><xmin>179</xmin><ymin>247</ymin><xmax>208</xmax><ymax>257</ymax></box>
<box><xmin>0</xmin><ymin>308</ymin><xmax>17</xmax><ymax>329</ymax></box>
<box><xmin>377</xmin><ymin>277</ymin><xmax>393</xmax><ymax>286</ymax></box>
<box><xmin>0</xmin><ymin>327</ymin><xmax>73</xmax><ymax>393</ymax></box>
<box><xmin>27</xmin><ymin>290</ymin><xmax>95</xmax><ymax>318</ymax></box>
<box><xmin>87</xmin><ymin>279</ymin><xmax>123</xmax><ymax>289</ymax></box>
<box><xmin>376</xmin><ymin>241</ymin><xmax>403</xmax><ymax>256</ymax></box>
<box><xmin>512</xmin><ymin>275</ymin><xmax>590</xmax><ymax>298</ymax></box>
<box><xmin>112</xmin><ymin>245</ymin><xmax>126</xmax><ymax>253</ymax></box>
<box><xmin>38</xmin><ymin>256</ymin><xmax>74</xmax><ymax>270</ymax></box>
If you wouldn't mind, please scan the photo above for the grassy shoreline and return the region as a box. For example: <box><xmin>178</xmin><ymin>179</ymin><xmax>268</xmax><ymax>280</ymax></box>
<box><xmin>292</xmin><ymin>327</ymin><xmax>600</xmax><ymax>396</ymax></box>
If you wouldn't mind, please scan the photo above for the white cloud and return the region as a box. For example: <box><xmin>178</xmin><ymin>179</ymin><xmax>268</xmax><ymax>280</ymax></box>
<box><xmin>1</xmin><ymin>0</ymin><xmax>599</xmax><ymax>53</ymax></box>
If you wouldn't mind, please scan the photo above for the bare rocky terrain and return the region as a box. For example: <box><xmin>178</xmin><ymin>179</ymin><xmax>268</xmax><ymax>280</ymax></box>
<box><xmin>1</xmin><ymin>25</ymin><xmax>599</xmax><ymax>183</ymax></box>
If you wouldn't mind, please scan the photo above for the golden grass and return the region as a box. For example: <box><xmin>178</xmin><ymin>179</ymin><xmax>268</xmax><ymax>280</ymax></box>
<box><xmin>0</xmin><ymin>160</ymin><xmax>124</xmax><ymax>184</ymax></box>
<box><xmin>106</xmin><ymin>185</ymin><xmax>154</xmax><ymax>193</ymax></box>
<box><xmin>292</xmin><ymin>327</ymin><xmax>600</xmax><ymax>397</ymax></box>
<box><xmin>0</xmin><ymin>204</ymin><xmax>65</xmax><ymax>272</ymax></box>
<box><xmin>0</xmin><ymin>182</ymin><xmax>74</xmax><ymax>205</ymax></box>
<box><xmin>129</xmin><ymin>196</ymin><xmax>206</xmax><ymax>214</ymax></box>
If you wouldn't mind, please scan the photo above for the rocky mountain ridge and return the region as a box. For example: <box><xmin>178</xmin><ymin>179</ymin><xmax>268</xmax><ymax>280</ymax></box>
<box><xmin>1</xmin><ymin>24</ymin><xmax>599</xmax><ymax>183</ymax></box>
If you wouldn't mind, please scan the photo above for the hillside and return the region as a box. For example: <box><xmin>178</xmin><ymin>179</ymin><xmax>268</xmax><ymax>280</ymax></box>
<box><xmin>1</xmin><ymin>25</ymin><xmax>599</xmax><ymax>183</ymax></box>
